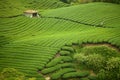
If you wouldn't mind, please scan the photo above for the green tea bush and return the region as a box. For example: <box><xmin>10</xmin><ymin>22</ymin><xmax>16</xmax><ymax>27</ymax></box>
<box><xmin>51</xmin><ymin>68</ymin><xmax>76</xmax><ymax>80</ymax></box>
<box><xmin>60</xmin><ymin>51</ymin><xmax>71</xmax><ymax>56</ymax></box>
<box><xmin>80</xmin><ymin>78</ymin><xmax>89</xmax><ymax>80</ymax></box>
<box><xmin>46</xmin><ymin>56</ymin><xmax>72</xmax><ymax>67</ymax></box>
<box><xmin>62</xmin><ymin>71</ymin><xmax>90</xmax><ymax>78</ymax></box>
<box><xmin>61</xmin><ymin>46</ymin><xmax>75</xmax><ymax>52</ymax></box>
<box><xmin>46</xmin><ymin>57</ymin><xmax>62</xmax><ymax>67</ymax></box>
<box><xmin>88</xmin><ymin>75</ymin><xmax>97</xmax><ymax>80</ymax></box>
<box><xmin>42</xmin><ymin>63</ymin><xmax>74</xmax><ymax>74</ymax></box>
<box><xmin>0</xmin><ymin>2</ymin><xmax>120</xmax><ymax>80</ymax></box>
<box><xmin>62</xmin><ymin>56</ymin><xmax>73</xmax><ymax>62</ymax></box>
<box><xmin>0</xmin><ymin>36</ymin><xmax>10</xmax><ymax>47</ymax></box>
<box><xmin>41</xmin><ymin>66</ymin><xmax>60</xmax><ymax>74</ymax></box>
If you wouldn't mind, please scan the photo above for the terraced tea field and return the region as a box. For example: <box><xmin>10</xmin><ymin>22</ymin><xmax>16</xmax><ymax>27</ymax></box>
<box><xmin>0</xmin><ymin>0</ymin><xmax>68</xmax><ymax>17</ymax></box>
<box><xmin>0</xmin><ymin>1</ymin><xmax>120</xmax><ymax>80</ymax></box>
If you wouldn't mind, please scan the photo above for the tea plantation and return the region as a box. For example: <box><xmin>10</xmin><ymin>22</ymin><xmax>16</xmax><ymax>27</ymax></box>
<box><xmin>0</xmin><ymin>0</ymin><xmax>120</xmax><ymax>80</ymax></box>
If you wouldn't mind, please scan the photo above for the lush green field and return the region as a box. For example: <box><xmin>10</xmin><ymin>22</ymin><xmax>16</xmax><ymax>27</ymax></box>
<box><xmin>42</xmin><ymin>2</ymin><xmax>120</xmax><ymax>28</ymax></box>
<box><xmin>0</xmin><ymin>1</ymin><xmax>120</xmax><ymax>80</ymax></box>
<box><xmin>0</xmin><ymin>0</ymin><xmax>68</xmax><ymax>17</ymax></box>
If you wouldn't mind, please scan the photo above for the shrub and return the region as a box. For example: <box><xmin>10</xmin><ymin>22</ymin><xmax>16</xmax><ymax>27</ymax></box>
<box><xmin>74</xmin><ymin>53</ymin><xmax>105</xmax><ymax>71</ymax></box>
<box><xmin>105</xmin><ymin>57</ymin><xmax>120</xmax><ymax>79</ymax></box>
<box><xmin>46</xmin><ymin>57</ymin><xmax>62</xmax><ymax>67</ymax></box>
<box><xmin>85</xmin><ymin>54</ymin><xmax>105</xmax><ymax>71</ymax></box>
<box><xmin>81</xmin><ymin>46</ymin><xmax>119</xmax><ymax>58</ymax></box>
<box><xmin>62</xmin><ymin>71</ymin><xmax>90</xmax><ymax>79</ymax></box>
<box><xmin>0</xmin><ymin>68</ymin><xmax>26</xmax><ymax>80</ymax></box>
<box><xmin>0</xmin><ymin>68</ymin><xmax>41</xmax><ymax>80</ymax></box>
<box><xmin>60</xmin><ymin>51</ymin><xmax>71</xmax><ymax>56</ymax></box>
<box><xmin>61</xmin><ymin>46</ymin><xmax>75</xmax><ymax>52</ymax></box>
<box><xmin>74</xmin><ymin>53</ymin><xmax>89</xmax><ymax>65</ymax></box>
<box><xmin>46</xmin><ymin>56</ymin><xmax>73</xmax><ymax>67</ymax></box>
<box><xmin>96</xmin><ymin>57</ymin><xmax>120</xmax><ymax>80</ymax></box>
<box><xmin>51</xmin><ymin>68</ymin><xmax>75</xmax><ymax>80</ymax></box>
<box><xmin>62</xmin><ymin>56</ymin><xmax>73</xmax><ymax>62</ymax></box>
<box><xmin>88</xmin><ymin>75</ymin><xmax>97</xmax><ymax>80</ymax></box>
<box><xmin>28</xmin><ymin>77</ymin><xmax>36</xmax><ymax>80</ymax></box>
<box><xmin>42</xmin><ymin>63</ymin><xmax>74</xmax><ymax>74</ymax></box>
<box><xmin>41</xmin><ymin>66</ymin><xmax>60</xmax><ymax>74</ymax></box>
<box><xmin>80</xmin><ymin>78</ymin><xmax>89</xmax><ymax>80</ymax></box>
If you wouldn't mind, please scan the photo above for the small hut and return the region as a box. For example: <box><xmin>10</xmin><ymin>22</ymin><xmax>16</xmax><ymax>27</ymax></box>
<box><xmin>24</xmin><ymin>10</ymin><xmax>39</xmax><ymax>18</ymax></box>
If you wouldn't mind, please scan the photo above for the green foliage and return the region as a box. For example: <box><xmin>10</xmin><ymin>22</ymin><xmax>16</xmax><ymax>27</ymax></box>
<box><xmin>60</xmin><ymin>51</ymin><xmax>71</xmax><ymax>56</ymax></box>
<box><xmin>27</xmin><ymin>77</ymin><xmax>36</xmax><ymax>80</ymax></box>
<box><xmin>0</xmin><ymin>0</ymin><xmax>68</xmax><ymax>17</ymax></box>
<box><xmin>62</xmin><ymin>71</ymin><xmax>90</xmax><ymax>78</ymax></box>
<box><xmin>74</xmin><ymin>53</ymin><xmax>105</xmax><ymax>71</ymax></box>
<box><xmin>60</xmin><ymin>0</ymin><xmax>71</xmax><ymax>4</ymax></box>
<box><xmin>51</xmin><ymin>68</ymin><xmax>76</xmax><ymax>79</ymax></box>
<box><xmin>0</xmin><ymin>68</ymin><xmax>25</xmax><ymax>80</ymax></box>
<box><xmin>0</xmin><ymin>36</ymin><xmax>9</xmax><ymax>47</ymax></box>
<box><xmin>80</xmin><ymin>46</ymin><xmax>119</xmax><ymax>58</ymax></box>
<box><xmin>0</xmin><ymin>1</ymin><xmax>120</xmax><ymax>80</ymax></box>
<box><xmin>46</xmin><ymin>56</ymin><xmax>73</xmax><ymax>67</ymax></box>
<box><xmin>93</xmin><ymin>0</ymin><xmax>120</xmax><ymax>4</ymax></box>
<box><xmin>88</xmin><ymin>75</ymin><xmax>97</xmax><ymax>80</ymax></box>
<box><xmin>41</xmin><ymin>63</ymin><xmax>74</xmax><ymax>74</ymax></box>
<box><xmin>43</xmin><ymin>3</ymin><xmax>120</xmax><ymax>28</ymax></box>
<box><xmin>103</xmin><ymin>57</ymin><xmax>120</xmax><ymax>79</ymax></box>
<box><xmin>60</xmin><ymin>0</ymin><xmax>120</xmax><ymax>4</ymax></box>
<box><xmin>74</xmin><ymin>45</ymin><xmax>120</xmax><ymax>80</ymax></box>
<box><xmin>0</xmin><ymin>0</ymin><xmax>25</xmax><ymax>17</ymax></box>
<box><xmin>85</xmin><ymin>54</ymin><xmax>105</xmax><ymax>71</ymax></box>
<box><xmin>0</xmin><ymin>68</ymin><xmax>38</xmax><ymax>80</ymax></box>
<box><xmin>0</xmin><ymin>68</ymin><xmax>36</xmax><ymax>80</ymax></box>
<box><xmin>80</xmin><ymin>78</ymin><xmax>89</xmax><ymax>80</ymax></box>
<box><xmin>61</xmin><ymin>46</ymin><xmax>75</xmax><ymax>52</ymax></box>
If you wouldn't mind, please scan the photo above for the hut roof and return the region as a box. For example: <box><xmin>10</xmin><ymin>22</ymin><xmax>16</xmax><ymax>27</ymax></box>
<box><xmin>24</xmin><ymin>10</ymin><xmax>38</xmax><ymax>14</ymax></box>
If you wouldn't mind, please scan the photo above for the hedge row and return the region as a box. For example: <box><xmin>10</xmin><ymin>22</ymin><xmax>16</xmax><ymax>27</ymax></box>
<box><xmin>62</xmin><ymin>71</ymin><xmax>90</xmax><ymax>79</ymax></box>
<box><xmin>41</xmin><ymin>63</ymin><xmax>74</xmax><ymax>74</ymax></box>
<box><xmin>60</xmin><ymin>51</ymin><xmax>71</xmax><ymax>56</ymax></box>
<box><xmin>46</xmin><ymin>56</ymin><xmax>73</xmax><ymax>67</ymax></box>
<box><xmin>61</xmin><ymin>46</ymin><xmax>75</xmax><ymax>52</ymax></box>
<box><xmin>51</xmin><ymin>68</ymin><xmax>76</xmax><ymax>80</ymax></box>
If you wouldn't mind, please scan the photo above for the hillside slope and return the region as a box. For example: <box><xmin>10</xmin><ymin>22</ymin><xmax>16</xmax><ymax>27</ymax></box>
<box><xmin>42</xmin><ymin>2</ymin><xmax>120</xmax><ymax>28</ymax></box>
<box><xmin>0</xmin><ymin>2</ymin><xmax>120</xmax><ymax>80</ymax></box>
<box><xmin>0</xmin><ymin>0</ymin><xmax>25</xmax><ymax>17</ymax></box>
<box><xmin>0</xmin><ymin>0</ymin><xmax>68</xmax><ymax>17</ymax></box>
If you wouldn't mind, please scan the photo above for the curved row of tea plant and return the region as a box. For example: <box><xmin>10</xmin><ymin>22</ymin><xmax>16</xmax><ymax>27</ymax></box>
<box><xmin>42</xmin><ymin>2</ymin><xmax>120</xmax><ymax>28</ymax></box>
<box><xmin>40</xmin><ymin>46</ymin><xmax>93</xmax><ymax>80</ymax></box>
<box><xmin>0</xmin><ymin>2</ymin><xmax>120</xmax><ymax>80</ymax></box>
<box><xmin>0</xmin><ymin>0</ymin><xmax>68</xmax><ymax>17</ymax></box>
